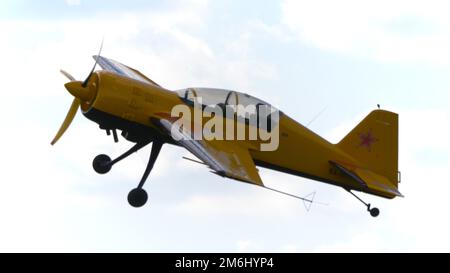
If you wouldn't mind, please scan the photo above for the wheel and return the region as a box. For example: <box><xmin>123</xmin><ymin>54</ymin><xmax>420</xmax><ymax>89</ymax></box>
<box><xmin>92</xmin><ymin>154</ymin><xmax>112</xmax><ymax>174</ymax></box>
<box><xmin>128</xmin><ymin>188</ymin><xmax>148</xmax><ymax>208</ymax></box>
<box><xmin>369</xmin><ymin>207</ymin><xmax>380</xmax><ymax>217</ymax></box>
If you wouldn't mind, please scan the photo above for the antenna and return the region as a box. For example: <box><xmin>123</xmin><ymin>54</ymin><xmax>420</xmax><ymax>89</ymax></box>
<box><xmin>302</xmin><ymin>191</ymin><xmax>316</xmax><ymax>212</ymax></box>
<box><xmin>306</xmin><ymin>106</ymin><xmax>328</xmax><ymax>128</ymax></box>
<box><xmin>261</xmin><ymin>186</ymin><xmax>328</xmax><ymax>212</ymax></box>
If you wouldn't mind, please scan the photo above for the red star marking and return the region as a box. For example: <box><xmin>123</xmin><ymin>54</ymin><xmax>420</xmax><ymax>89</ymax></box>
<box><xmin>358</xmin><ymin>130</ymin><xmax>378</xmax><ymax>151</ymax></box>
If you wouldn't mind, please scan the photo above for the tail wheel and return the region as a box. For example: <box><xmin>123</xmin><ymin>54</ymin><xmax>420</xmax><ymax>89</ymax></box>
<box><xmin>369</xmin><ymin>207</ymin><xmax>380</xmax><ymax>217</ymax></box>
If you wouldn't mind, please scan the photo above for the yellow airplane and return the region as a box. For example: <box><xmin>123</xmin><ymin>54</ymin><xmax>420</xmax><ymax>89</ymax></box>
<box><xmin>51</xmin><ymin>52</ymin><xmax>401</xmax><ymax>217</ymax></box>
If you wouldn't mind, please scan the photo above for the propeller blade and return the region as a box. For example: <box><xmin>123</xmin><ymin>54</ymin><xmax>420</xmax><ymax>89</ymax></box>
<box><xmin>82</xmin><ymin>39</ymin><xmax>104</xmax><ymax>87</ymax></box>
<box><xmin>50</xmin><ymin>98</ymin><xmax>80</xmax><ymax>145</ymax></box>
<box><xmin>60</xmin><ymin>69</ymin><xmax>76</xmax><ymax>82</ymax></box>
<box><xmin>53</xmin><ymin>40</ymin><xmax>104</xmax><ymax>145</ymax></box>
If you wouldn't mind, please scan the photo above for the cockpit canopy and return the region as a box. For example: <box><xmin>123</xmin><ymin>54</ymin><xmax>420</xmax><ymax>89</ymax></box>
<box><xmin>176</xmin><ymin>88</ymin><xmax>277</xmax><ymax>109</ymax></box>
<box><xmin>175</xmin><ymin>88</ymin><xmax>279</xmax><ymax>131</ymax></box>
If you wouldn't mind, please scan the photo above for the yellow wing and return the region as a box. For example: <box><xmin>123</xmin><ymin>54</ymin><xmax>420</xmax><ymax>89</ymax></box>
<box><xmin>158</xmin><ymin>118</ymin><xmax>263</xmax><ymax>186</ymax></box>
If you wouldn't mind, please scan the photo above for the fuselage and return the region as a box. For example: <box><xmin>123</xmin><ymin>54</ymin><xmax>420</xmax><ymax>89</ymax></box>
<box><xmin>83</xmin><ymin>71</ymin><xmax>364</xmax><ymax>192</ymax></box>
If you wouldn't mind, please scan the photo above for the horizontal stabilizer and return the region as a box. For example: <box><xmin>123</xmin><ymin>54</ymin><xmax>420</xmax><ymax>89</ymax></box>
<box><xmin>330</xmin><ymin>161</ymin><xmax>403</xmax><ymax>198</ymax></box>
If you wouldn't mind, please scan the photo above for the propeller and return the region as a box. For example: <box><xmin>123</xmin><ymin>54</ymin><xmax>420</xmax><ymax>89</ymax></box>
<box><xmin>50</xmin><ymin>70</ymin><xmax>81</xmax><ymax>145</ymax></box>
<box><xmin>82</xmin><ymin>39</ymin><xmax>103</xmax><ymax>87</ymax></box>
<box><xmin>51</xmin><ymin>41</ymin><xmax>104</xmax><ymax>145</ymax></box>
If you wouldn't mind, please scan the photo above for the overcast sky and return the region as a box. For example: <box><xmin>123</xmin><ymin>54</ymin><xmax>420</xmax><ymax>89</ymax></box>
<box><xmin>1</xmin><ymin>0</ymin><xmax>450</xmax><ymax>252</ymax></box>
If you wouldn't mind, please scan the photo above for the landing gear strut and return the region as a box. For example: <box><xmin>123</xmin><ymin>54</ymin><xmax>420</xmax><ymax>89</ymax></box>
<box><xmin>127</xmin><ymin>140</ymin><xmax>163</xmax><ymax>208</ymax></box>
<box><xmin>346</xmin><ymin>189</ymin><xmax>380</xmax><ymax>217</ymax></box>
<box><xmin>92</xmin><ymin>140</ymin><xmax>151</xmax><ymax>174</ymax></box>
<box><xmin>91</xmin><ymin>139</ymin><xmax>163</xmax><ymax>208</ymax></box>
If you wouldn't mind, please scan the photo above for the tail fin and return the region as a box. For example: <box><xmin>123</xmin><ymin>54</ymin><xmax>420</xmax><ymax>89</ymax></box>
<box><xmin>337</xmin><ymin>110</ymin><xmax>399</xmax><ymax>187</ymax></box>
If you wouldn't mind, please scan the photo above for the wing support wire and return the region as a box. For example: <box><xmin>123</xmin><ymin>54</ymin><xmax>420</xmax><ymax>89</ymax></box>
<box><xmin>182</xmin><ymin>156</ymin><xmax>328</xmax><ymax>212</ymax></box>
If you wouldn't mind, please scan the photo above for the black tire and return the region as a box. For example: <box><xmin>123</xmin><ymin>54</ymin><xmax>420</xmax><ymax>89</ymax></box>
<box><xmin>93</xmin><ymin>154</ymin><xmax>112</xmax><ymax>174</ymax></box>
<box><xmin>128</xmin><ymin>188</ymin><xmax>148</xmax><ymax>208</ymax></box>
<box><xmin>370</xmin><ymin>207</ymin><xmax>380</xmax><ymax>217</ymax></box>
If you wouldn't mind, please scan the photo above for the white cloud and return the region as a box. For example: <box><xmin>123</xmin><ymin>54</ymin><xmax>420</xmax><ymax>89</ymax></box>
<box><xmin>173</xmin><ymin>190</ymin><xmax>300</xmax><ymax>218</ymax></box>
<box><xmin>280</xmin><ymin>244</ymin><xmax>300</xmax><ymax>252</ymax></box>
<box><xmin>281</xmin><ymin>0</ymin><xmax>450</xmax><ymax>64</ymax></box>
<box><xmin>313</xmin><ymin>232</ymin><xmax>387</xmax><ymax>252</ymax></box>
<box><xmin>65</xmin><ymin>0</ymin><xmax>81</xmax><ymax>6</ymax></box>
<box><xmin>236</xmin><ymin>240</ymin><xmax>252</xmax><ymax>252</ymax></box>
<box><xmin>313</xmin><ymin>107</ymin><xmax>450</xmax><ymax>252</ymax></box>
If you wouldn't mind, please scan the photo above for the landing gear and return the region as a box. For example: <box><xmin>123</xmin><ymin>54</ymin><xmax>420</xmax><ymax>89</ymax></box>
<box><xmin>93</xmin><ymin>154</ymin><xmax>112</xmax><ymax>174</ymax></box>
<box><xmin>369</xmin><ymin>207</ymin><xmax>380</xmax><ymax>217</ymax></box>
<box><xmin>128</xmin><ymin>188</ymin><xmax>148</xmax><ymax>208</ymax></box>
<box><xmin>346</xmin><ymin>189</ymin><xmax>380</xmax><ymax>217</ymax></box>
<box><xmin>92</xmin><ymin>140</ymin><xmax>151</xmax><ymax>174</ymax></box>
<box><xmin>127</xmin><ymin>140</ymin><xmax>163</xmax><ymax>208</ymax></box>
<box><xmin>91</xmin><ymin>139</ymin><xmax>163</xmax><ymax>208</ymax></box>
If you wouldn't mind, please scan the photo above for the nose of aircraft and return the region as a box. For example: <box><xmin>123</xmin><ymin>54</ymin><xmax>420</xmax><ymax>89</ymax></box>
<box><xmin>64</xmin><ymin>79</ymin><xmax>97</xmax><ymax>103</ymax></box>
